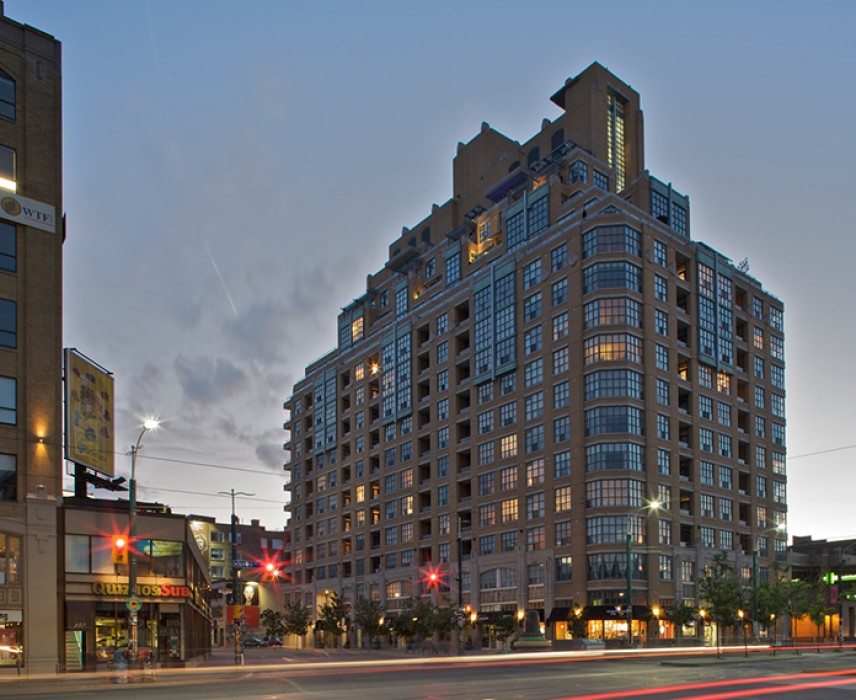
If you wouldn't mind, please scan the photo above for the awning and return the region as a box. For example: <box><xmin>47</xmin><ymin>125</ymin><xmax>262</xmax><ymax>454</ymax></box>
<box><xmin>581</xmin><ymin>605</ymin><xmax>652</xmax><ymax>621</ymax></box>
<box><xmin>547</xmin><ymin>607</ymin><xmax>571</xmax><ymax>622</ymax></box>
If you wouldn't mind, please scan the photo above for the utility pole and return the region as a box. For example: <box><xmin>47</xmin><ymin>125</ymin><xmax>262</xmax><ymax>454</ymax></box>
<box><xmin>219</xmin><ymin>489</ymin><xmax>254</xmax><ymax>664</ymax></box>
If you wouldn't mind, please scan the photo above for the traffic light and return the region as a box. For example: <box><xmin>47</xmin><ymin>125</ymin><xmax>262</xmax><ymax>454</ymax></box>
<box><xmin>265</xmin><ymin>562</ymin><xmax>279</xmax><ymax>580</ymax></box>
<box><xmin>112</xmin><ymin>535</ymin><xmax>129</xmax><ymax>565</ymax></box>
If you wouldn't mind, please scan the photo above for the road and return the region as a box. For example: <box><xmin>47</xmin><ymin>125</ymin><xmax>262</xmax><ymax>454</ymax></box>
<box><xmin>2</xmin><ymin>646</ymin><xmax>856</xmax><ymax>699</ymax></box>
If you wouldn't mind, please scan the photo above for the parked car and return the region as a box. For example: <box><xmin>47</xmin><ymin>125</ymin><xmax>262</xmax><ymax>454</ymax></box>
<box><xmin>266</xmin><ymin>636</ymin><xmax>283</xmax><ymax>647</ymax></box>
<box><xmin>243</xmin><ymin>636</ymin><xmax>267</xmax><ymax>648</ymax></box>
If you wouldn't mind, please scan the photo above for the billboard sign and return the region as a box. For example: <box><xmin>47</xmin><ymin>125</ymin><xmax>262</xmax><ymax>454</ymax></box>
<box><xmin>65</xmin><ymin>349</ymin><xmax>115</xmax><ymax>476</ymax></box>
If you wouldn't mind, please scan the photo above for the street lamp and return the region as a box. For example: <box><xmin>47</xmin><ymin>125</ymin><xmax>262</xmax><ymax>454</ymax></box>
<box><xmin>753</xmin><ymin>522</ymin><xmax>786</xmax><ymax>642</ymax></box>
<box><xmin>128</xmin><ymin>418</ymin><xmax>159</xmax><ymax>667</ymax></box>
<box><xmin>626</xmin><ymin>499</ymin><xmax>660</xmax><ymax>647</ymax></box>
<box><xmin>837</xmin><ymin>542</ymin><xmax>856</xmax><ymax>645</ymax></box>
<box><xmin>739</xmin><ymin>609</ymin><xmax>747</xmax><ymax>657</ymax></box>
<box><xmin>218</xmin><ymin>488</ymin><xmax>255</xmax><ymax>664</ymax></box>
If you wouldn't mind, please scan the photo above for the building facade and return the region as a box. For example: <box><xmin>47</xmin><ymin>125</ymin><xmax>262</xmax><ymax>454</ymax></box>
<box><xmin>61</xmin><ymin>500</ymin><xmax>211</xmax><ymax>671</ymax></box>
<box><xmin>282</xmin><ymin>63</ymin><xmax>787</xmax><ymax>644</ymax></box>
<box><xmin>0</xmin><ymin>6</ymin><xmax>63</xmax><ymax>673</ymax></box>
<box><xmin>187</xmin><ymin>515</ymin><xmax>288</xmax><ymax>645</ymax></box>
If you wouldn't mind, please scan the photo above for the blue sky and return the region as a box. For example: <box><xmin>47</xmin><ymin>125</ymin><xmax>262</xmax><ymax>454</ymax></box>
<box><xmin>9</xmin><ymin>1</ymin><xmax>856</xmax><ymax>536</ymax></box>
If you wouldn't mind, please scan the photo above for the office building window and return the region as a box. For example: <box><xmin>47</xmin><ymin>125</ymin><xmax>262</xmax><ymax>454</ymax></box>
<box><xmin>0</xmin><ymin>454</ymin><xmax>15</xmax><ymax>501</ymax></box>
<box><xmin>0</xmin><ymin>73</ymin><xmax>14</xmax><ymax>121</ymax></box>
<box><xmin>582</xmin><ymin>225</ymin><xmax>640</xmax><ymax>259</ymax></box>
<box><xmin>551</xmin><ymin>243</ymin><xmax>567</xmax><ymax>272</ymax></box>
<box><xmin>552</xmin><ymin>312</ymin><xmax>569</xmax><ymax>340</ymax></box>
<box><xmin>0</xmin><ymin>299</ymin><xmax>14</xmax><ymax>348</ymax></box>
<box><xmin>554</xmin><ymin>450</ymin><xmax>571</xmax><ymax>478</ymax></box>
<box><xmin>582</xmin><ymin>262</ymin><xmax>642</xmax><ymax>294</ymax></box>
<box><xmin>654</xmin><ymin>274</ymin><xmax>668</xmax><ymax>302</ymax></box>
<box><xmin>522</xmin><ymin>259</ymin><xmax>542</xmax><ymax>290</ymax></box>
<box><xmin>0</xmin><ymin>377</ymin><xmax>14</xmax><ymax>424</ymax></box>
<box><xmin>0</xmin><ymin>222</ymin><xmax>14</xmax><ymax>273</ymax></box>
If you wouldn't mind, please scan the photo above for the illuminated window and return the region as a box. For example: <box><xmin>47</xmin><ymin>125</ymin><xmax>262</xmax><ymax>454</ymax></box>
<box><xmin>555</xmin><ymin>486</ymin><xmax>571</xmax><ymax>512</ymax></box>
<box><xmin>500</xmin><ymin>466</ymin><xmax>517</xmax><ymax>490</ymax></box>
<box><xmin>500</xmin><ymin>498</ymin><xmax>518</xmax><ymax>523</ymax></box>
<box><xmin>351</xmin><ymin>317</ymin><xmax>364</xmax><ymax>343</ymax></box>
<box><xmin>525</xmin><ymin>458</ymin><xmax>545</xmax><ymax>486</ymax></box>
<box><xmin>0</xmin><ymin>146</ymin><xmax>15</xmax><ymax>192</ymax></box>
<box><xmin>500</xmin><ymin>434</ymin><xmax>517</xmax><ymax>459</ymax></box>
<box><xmin>606</xmin><ymin>90</ymin><xmax>627</xmax><ymax>190</ymax></box>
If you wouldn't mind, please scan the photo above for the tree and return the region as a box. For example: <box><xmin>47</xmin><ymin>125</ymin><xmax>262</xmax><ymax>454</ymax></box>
<box><xmin>668</xmin><ymin>604</ymin><xmax>697</xmax><ymax>645</ymax></box>
<box><xmin>805</xmin><ymin>577</ymin><xmax>834</xmax><ymax>645</ymax></box>
<box><xmin>758</xmin><ymin>566</ymin><xmax>790</xmax><ymax>643</ymax></box>
<box><xmin>317</xmin><ymin>592</ymin><xmax>350</xmax><ymax>648</ymax></box>
<box><xmin>260</xmin><ymin>608</ymin><xmax>285</xmax><ymax>639</ymax></box>
<box><xmin>389</xmin><ymin>597</ymin><xmax>435</xmax><ymax>643</ymax></box>
<box><xmin>353</xmin><ymin>598</ymin><xmax>385</xmax><ymax>648</ymax></box>
<box><xmin>698</xmin><ymin>551</ymin><xmax>743</xmax><ymax>655</ymax></box>
<box><xmin>570</xmin><ymin>610</ymin><xmax>587</xmax><ymax>640</ymax></box>
<box><xmin>283</xmin><ymin>600</ymin><xmax>312</xmax><ymax>638</ymax></box>
<box><xmin>483</xmin><ymin>611</ymin><xmax>516</xmax><ymax>645</ymax></box>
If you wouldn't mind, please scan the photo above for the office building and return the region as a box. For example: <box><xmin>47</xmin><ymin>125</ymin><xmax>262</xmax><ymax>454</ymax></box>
<box><xmin>0</xmin><ymin>5</ymin><xmax>63</xmax><ymax>672</ymax></box>
<box><xmin>282</xmin><ymin>63</ymin><xmax>786</xmax><ymax>645</ymax></box>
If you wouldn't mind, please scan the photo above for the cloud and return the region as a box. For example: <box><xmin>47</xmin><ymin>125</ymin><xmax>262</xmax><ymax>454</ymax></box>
<box><xmin>255</xmin><ymin>441</ymin><xmax>286</xmax><ymax>471</ymax></box>
<box><xmin>174</xmin><ymin>355</ymin><xmax>247</xmax><ymax>405</ymax></box>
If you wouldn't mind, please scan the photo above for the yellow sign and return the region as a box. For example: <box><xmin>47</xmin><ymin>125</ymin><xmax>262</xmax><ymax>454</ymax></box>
<box><xmin>65</xmin><ymin>349</ymin><xmax>115</xmax><ymax>476</ymax></box>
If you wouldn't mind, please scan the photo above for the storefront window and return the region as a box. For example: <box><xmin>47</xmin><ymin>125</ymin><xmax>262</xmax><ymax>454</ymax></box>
<box><xmin>137</xmin><ymin>540</ymin><xmax>184</xmax><ymax>577</ymax></box>
<box><xmin>0</xmin><ymin>533</ymin><xmax>20</xmax><ymax>583</ymax></box>
<box><xmin>65</xmin><ymin>535</ymin><xmax>118</xmax><ymax>574</ymax></box>
<box><xmin>0</xmin><ymin>618</ymin><xmax>21</xmax><ymax>665</ymax></box>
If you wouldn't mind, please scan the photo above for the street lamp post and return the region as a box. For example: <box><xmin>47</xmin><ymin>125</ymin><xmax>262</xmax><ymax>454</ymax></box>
<box><xmin>739</xmin><ymin>610</ymin><xmax>747</xmax><ymax>657</ymax></box>
<box><xmin>626</xmin><ymin>522</ymin><xmax>632</xmax><ymax>645</ymax></box>
<box><xmin>837</xmin><ymin>543</ymin><xmax>856</xmax><ymax>645</ymax></box>
<box><xmin>219</xmin><ymin>488</ymin><xmax>255</xmax><ymax>664</ymax></box>
<box><xmin>626</xmin><ymin>500</ymin><xmax>660</xmax><ymax>647</ymax></box>
<box><xmin>128</xmin><ymin>419</ymin><xmax>159</xmax><ymax>668</ymax></box>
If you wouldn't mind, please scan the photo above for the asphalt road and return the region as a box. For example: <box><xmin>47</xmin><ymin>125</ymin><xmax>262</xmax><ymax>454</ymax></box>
<box><xmin>3</xmin><ymin>647</ymin><xmax>856</xmax><ymax>699</ymax></box>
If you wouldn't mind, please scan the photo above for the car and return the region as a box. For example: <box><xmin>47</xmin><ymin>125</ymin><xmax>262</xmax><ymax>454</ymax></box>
<box><xmin>243</xmin><ymin>636</ymin><xmax>267</xmax><ymax>648</ymax></box>
<box><xmin>266</xmin><ymin>636</ymin><xmax>283</xmax><ymax>647</ymax></box>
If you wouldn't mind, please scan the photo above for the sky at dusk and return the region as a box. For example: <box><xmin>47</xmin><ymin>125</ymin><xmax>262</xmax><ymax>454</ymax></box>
<box><xmin>8</xmin><ymin>1</ymin><xmax>856</xmax><ymax>537</ymax></box>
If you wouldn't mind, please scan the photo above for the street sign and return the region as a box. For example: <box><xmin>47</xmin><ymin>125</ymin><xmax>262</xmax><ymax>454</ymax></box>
<box><xmin>232</xmin><ymin>560</ymin><xmax>254</xmax><ymax>569</ymax></box>
<box><xmin>126</xmin><ymin>595</ymin><xmax>141</xmax><ymax>612</ymax></box>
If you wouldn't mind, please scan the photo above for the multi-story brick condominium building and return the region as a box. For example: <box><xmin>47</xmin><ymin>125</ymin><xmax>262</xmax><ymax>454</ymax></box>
<box><xmin>0</xmin><ymin>6</ymin><xmax>63</xmax><ymax>672</ymax></box>
<box><xmin>282</xmin><ymin>62</ymin><xmax>786</xmax><ymax>645</ymax></box>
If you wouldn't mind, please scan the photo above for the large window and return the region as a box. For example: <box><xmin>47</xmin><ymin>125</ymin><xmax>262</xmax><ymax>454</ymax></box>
<box><xmin>0</xmin><ymin>377</ymin><xmax>14</xmax><ymax>424</ymax></box>
<box><xmin>584</xmin><ymin>297</ymin><xmax>641</xmax><ymax>329</ymax></box>
<box><xmin>583</xmin><ymin>262</ymin><xmax>642</xmax><ymax>294</ymax></box>
<box><xmin>0</xmin><ymin>73</ymin><xmax>14</xmax><ymax>121</ymax></box>
<box><xmin>585</xmin><ymin>442</ymin><xmax>645</xmax><ymax>472</ymax></box>
<box><xmin>584</xmin><ymin>369</ymin><xmax>643</xmax><ymax>401</ymax></box>
<box><xmin>0</xmin><ymin>533</ymin><xmax>21</xmax><ymax>584</ymax></box>
<box><xmin>582</xmin><ymin>225</ymin><xmax>640</xmax><ymax>259</ymax></box>
<box><xmin>0</xmin><ymin>454</ymin><xmax>14</xmax><ymax>501</ymax></box>
<box><xmin>0</xmin><ymin>222</ymin><xmax>14</xmax><ymax>273</ymax></box>
<box><xmin>583</xmin><ymin>334</ymin><xmax>642</xmax><ymax>365</ymax></box>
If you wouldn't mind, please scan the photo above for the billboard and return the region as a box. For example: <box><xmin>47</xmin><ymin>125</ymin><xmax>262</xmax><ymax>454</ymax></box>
<box><xmin>65</xmin><ymin>349</ymin><xmax>115</xmax><ymax>476</ymax></box>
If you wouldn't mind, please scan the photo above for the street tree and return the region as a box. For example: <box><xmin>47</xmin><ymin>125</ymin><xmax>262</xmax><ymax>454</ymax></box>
<box><xmin>317</xmin><ymin>592</ymin><xmax>350</xmax><ymax>648</ymax></box>
<box><xmin>668</xmin><ymin>604</ymin><xmax>697</xmax><ymax>644</ymax></box>
<box><xmin>260</xmin><ymin>608</ymin><xmax>285</xmax><ymax>639</ymax></box>
<box><xmin>283</xmin><ymin>600</ymin><xmax>312</xmax><ymax>639</ymax></box>
<box><xmin>353</xmin><ymin>598</ymin><xmax>385</xmax><ymax>648</ymax></box>
<box><xmin>698</xmin><ymin>551</ymin><xmax>743</xmax><ymax>654</ymax></box>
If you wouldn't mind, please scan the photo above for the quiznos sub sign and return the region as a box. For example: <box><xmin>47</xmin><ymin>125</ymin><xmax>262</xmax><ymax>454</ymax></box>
<box><xmin>91</xmin><ymin>582</ymin><xmax>192</xmax><ymax>599</ymax></box>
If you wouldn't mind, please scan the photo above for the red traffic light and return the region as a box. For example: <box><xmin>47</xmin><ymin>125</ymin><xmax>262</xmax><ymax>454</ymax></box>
<box><xmin>112</xmin><ymin>535</ymin><xmax>129</xmax><ymax>565</ymax></box>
